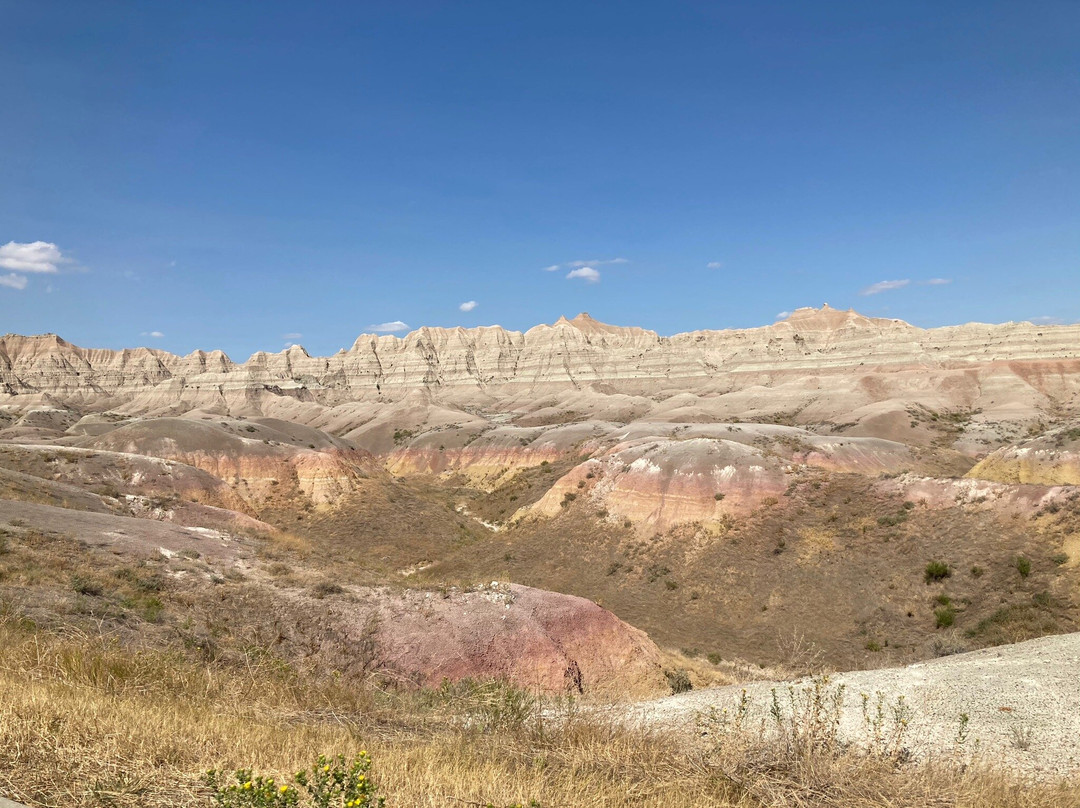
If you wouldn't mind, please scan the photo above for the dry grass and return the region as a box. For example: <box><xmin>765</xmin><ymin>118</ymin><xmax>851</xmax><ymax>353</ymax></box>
<box><xmin>1</xmin><ymin>617</ymin><xmax>1079</xmax><ymax>808</ymax></box>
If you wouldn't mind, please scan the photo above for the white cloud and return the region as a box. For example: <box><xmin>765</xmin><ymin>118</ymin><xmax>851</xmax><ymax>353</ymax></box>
<box><xmin>367</xmin><ymin>320</ymin><xmax>410</xmax><ymax>333</ymax></box>
<box><xmin>707</xmin><ymin>261</ymin><xmax>724</xmax><ymax>269</ymax></box>
<box><xmin>282</xmin><ymin>332</ymin><xmax>303</xmax><ymax>340</ymax></box>
<box><xmin>140</xmin><ymin>331</ymin><xmax>164</xmax><ymax>338</ymax></box>
<box><xmin>0</xmin><ymin>241</ymin><xmax>69</xmax><ymax>273</ymax></box>
<box><xmin>1028</xmin><ymin>316</ymin><xmax>1067</xmax><ymax>326</ymax></box>
<box><xmin>568</xmin><ymin>258</ymin><xmax>628</xmax><ymax>268</ymax></box>
<box><xmin>0</xmin><ymin>273</ymin><xmax>28</xmax><ymax>290</ymax></box>
<box><xmin>546</xmin><ymin>258</ymin><xmax>628</xmax><ymax>271</ymax></box>
<box><xmin>566</xmin><ymin>267</ymin><xmax>600</xmax><ymax>283</ymax></box>
<box><xmin>921</xmin><ymin>278</ymin><xmax>952</xmax><ymax>286</ymax></box>
<box><xmin>859</xmin><ymin>279</ymin><xmax>910</xmax><ymax>296</ymax></box>
<box><xmin>459</xmin><ymin>300</ymin><xmax>478</xmax><ymax>312</ymax></box>
<box><xmin>775</xmin><ymin>311</ymin><xmax>792</xmax><ymax>320</ymax></box>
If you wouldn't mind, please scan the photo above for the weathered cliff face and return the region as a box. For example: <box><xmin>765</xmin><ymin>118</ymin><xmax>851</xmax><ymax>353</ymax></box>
<box><xmin>2</xmin><ymin>307</ymin><xmax>1078</xmax><ymax>428</ymax></box>
<box><xmin>69</xmin><ymin>418</ymin><xmax>383</xmax><ymax>507</ymax></box>
<box><xmin>966</xmin><ymin>425</ymin><xmax>1080</xmax><ymax>486</ymax></box>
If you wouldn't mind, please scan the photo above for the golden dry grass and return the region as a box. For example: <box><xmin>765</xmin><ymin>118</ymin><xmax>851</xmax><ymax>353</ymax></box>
<box><xmin>2</xmin><ymin>618</ymin><xmax>1079</xmax><ymax>808</ymax></box>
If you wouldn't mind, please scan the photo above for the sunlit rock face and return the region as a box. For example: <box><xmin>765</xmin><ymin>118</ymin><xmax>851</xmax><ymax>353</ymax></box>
<box><xmin>967</xmin><ymin>425</ymin><xmax>1080</xmax><ymax>486</ymax></box>
<box><xmin>3</xmin><ymin>308</ymin><xmax>1079</xmax><ymax>428</ymax></box>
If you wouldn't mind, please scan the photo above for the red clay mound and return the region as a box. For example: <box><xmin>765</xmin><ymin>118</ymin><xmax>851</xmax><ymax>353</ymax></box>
<box><xmin>371</xmin><ymin>582</ymin><xmax>666</xmax><ymax>695</ymax></box>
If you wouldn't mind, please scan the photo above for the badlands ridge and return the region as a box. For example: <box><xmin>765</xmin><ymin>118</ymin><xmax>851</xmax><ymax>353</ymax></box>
<box><xmin>2</xmin><ymin>306</ymin><xmax>1079</xmax><ymax>693</ymax></box>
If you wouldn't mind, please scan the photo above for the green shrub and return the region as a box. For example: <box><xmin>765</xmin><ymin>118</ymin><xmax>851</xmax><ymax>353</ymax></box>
<box><xmin>865</xmin><ymin>640</ymin><xmax>882</xmax><ymax>652</ymax></box>
<box><xmin>664</xmin><ymin>668</ymin><xmax>693</xmax><ymax>694</ymax></box>
<box><xmin>877</xmin><ymin>513</ymin><xmax>908</xmax><ymax>527</ymax></box>
<box><xmin>1014</xmin><ymin>555</ymin><xmax>1031</xmax><ymax>578</ymax></box>
<box><xmin>311</xmin><ymin>581</ymin><xmax>344</xmax><ymax>599</ymax></box>
<box><xmin>706</xmin><ymin>652</ymin><xmax>722</xmax><ymax>665</ymax></box>
<box><xmin>71</xmin><ymin>575</ymin><xmax>103</xmax><ymax>597</ymax></box>
<box><xmin>646</xmin><ymin>565</ymin><xmax>670</xmax><ymax>583</ymax></box>
<box><xmin>207</xmin><ymin>752</ymin><xmax>384</xmax><ymax>807</ymax></box>
<box><xmin>713</xmin><ymin>492</ymin><xmax>725</xmax><ymax>501</ymax></box>
<box><xmin>935</xmin><ymin>605</ymin><xmax>956</xmax><ymax>629</ymax></box>
<box><xmin>140</xmin><ymin>597</ymin><xmax>164</xmax><ymax>623</ymax></box>
<box><xmin>924</xmin><ymin>561</ymin><xmax>950</xmax><ymax>583</ymax></box>
<box><xmin>1051</xmin><ymin>552</ymin><xmax>1069</xmax><ymax>566</ymax></box>
<box><xmin>970</xmin><ymin>565</ymin><xmax>985</xmax><ymax>578</ymax></box>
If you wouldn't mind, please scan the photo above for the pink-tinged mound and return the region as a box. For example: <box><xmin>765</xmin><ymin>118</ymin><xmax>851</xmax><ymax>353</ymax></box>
<box><xmin>371</xmin><ymin>583</ymin><xmax>665</xmax><ymax>694</ymax></box>
<box><xmin>387</xmin><ymin>445</ymin><xmax>565</xmax><ymax>487</ymax></box>
<box><xmin>796</xmin><ymin>437</ymin><xmax>916</xmax><ymax>475</ymax></box>
<box><xmin>524</xmin><ymin>438</ymin><xmax>789</xmax><ymax>532</ymax></box>
<box><xmin>385</xmin><ymin>422</ymin><xmax>610</xmax><ymax>487</ymax></box>
<box><xmin>73</xmin><ymin>418</ymin><xmax>383</xmax><ymax>506</ymax></box>
<box><xmin>874</xmin><ymin>473</ymin><xmax>1080</xmax><ymax>516</ymax></box>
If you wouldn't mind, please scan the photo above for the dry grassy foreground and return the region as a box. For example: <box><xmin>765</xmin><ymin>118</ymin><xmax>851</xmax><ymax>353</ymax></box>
<box><xmin>1</xmin><ymin>618</ymin><xmax>1079</xmax><ymax>808</ymax></box>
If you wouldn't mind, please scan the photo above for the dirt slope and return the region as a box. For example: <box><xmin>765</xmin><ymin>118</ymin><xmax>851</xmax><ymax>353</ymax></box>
<box><xmin>634</xmin><ymin>632</ymin><xmax>1080</xmax><ymax>779</ymax></box>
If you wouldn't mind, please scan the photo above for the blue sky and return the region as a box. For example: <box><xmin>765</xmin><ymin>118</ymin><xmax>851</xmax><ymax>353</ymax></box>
<box><xmin>2</xmin><ymin>1</ymin><xmax>1078</xmax><ymax>359</ymax></box>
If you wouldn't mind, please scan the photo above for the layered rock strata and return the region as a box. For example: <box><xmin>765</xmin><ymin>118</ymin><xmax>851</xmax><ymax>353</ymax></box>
<box><xmin>2</xmin><ymin>307</ymin><xmax>1078</xmax><ymax>420</ymax></box>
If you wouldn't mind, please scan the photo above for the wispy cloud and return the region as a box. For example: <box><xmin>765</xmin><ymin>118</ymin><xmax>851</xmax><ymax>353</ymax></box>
<box><xmin>0</xmin><ymin>273</ymin><xmax>28</xmax><ymax>290</ymax></box>
<box><xmin>566</xmin><ymin>267</ymin><xmax>601</xmax><ymax>283</ymax></box>
<box><xmin>1027</xmin><ymin>315</ymin><xmax>1071</xmax><ymax>326</ymax></box>
<box><xmin>367</xmin><ymin>320</ymin><xmax>410</xmax><ymax>333</ymax></box>
<box><xmin>707</xmin><ymin>261</ymin><xmax>724</xmax><ymax>269</ymax></box>
<box><xmin>459</xmin><ymin>300</ymin><xmax>478</xmax><ymax>312</ymax></box>
<box><xmin>859</xmin><ymin>279</ymin><xmax>910</xmax><ymax>296</ymax></box>
<box><xmin>567</xmin><ymin>257</ymin><xmax>628</xmax><ymax>268</ymax></box>
<box><xmin>775</xmin><ymin>311</ymin><xmax>792</xmax><ymax>320</ymax></box>
<box><xmin>921</xmin><ymin>278</ymin><xmax>952</xmax><ymax>286</ymax></box>
<box><xmin>140</xmin><ymin>330</ymin><xmax>165</xmax><ymax>338</ymax></box>
<box><xmin>545</xmin><ymin>257</ymin><xmax>628</xmax><ymax>273</ymax></box>
<box><xmin>282</xmin><ymin>332</ymin><xmax>303</xmax><ymax>340</ymax></box>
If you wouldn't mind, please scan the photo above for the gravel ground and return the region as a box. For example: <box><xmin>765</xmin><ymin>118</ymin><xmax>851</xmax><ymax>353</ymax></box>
<box><xmin>631</xmin><ymin>633</ymin><xmax>1080</xmax><ymax>779</ymax></box>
